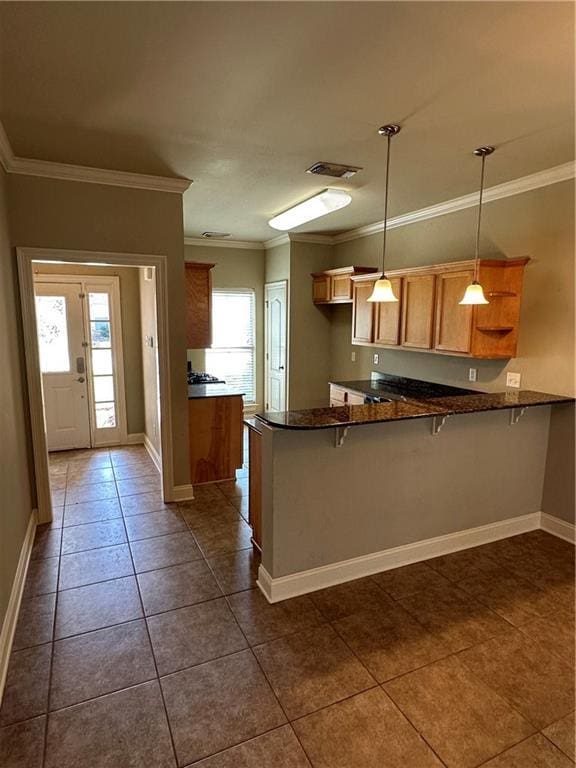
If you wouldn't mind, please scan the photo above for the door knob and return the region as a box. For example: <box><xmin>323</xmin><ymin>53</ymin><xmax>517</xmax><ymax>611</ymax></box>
<box><xmin>279</xmin><ymin>365</ymin><xmax>285</xmax><ymax>370</ymax></box>
<box><xmin>76</xmin><ymin>377</ymin><xmax>85</xmax><ymax>383</ymax></box>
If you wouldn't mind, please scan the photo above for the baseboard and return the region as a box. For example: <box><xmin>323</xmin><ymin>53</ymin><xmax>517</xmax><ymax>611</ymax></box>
<box><xmin>125</xmin><ymin>432</ymin><xmax>145</xmax><ymax>445</ymax></box>
<box><xmin>0</xmin><ymin>510</ymin><xmax>37</xmax><ymax>701</ymax></box>
<box><xmin>143</xmin><ymin>434</ymin><xmax>161</xmax><ymax>472</ymax></box>
<box><xmin>540</xmin><ymin>512</ymin><xmax>576</xmax><ymax>544</ymax></box>
<box><xmin>172</xmin><ymin>484</ymin><xmax>195</xmax><ymax>502</ymax></box>
<box><xmin>257</xmin><ymin>511</ymin><xmax>541</xmax><ymax>603</ymax></box>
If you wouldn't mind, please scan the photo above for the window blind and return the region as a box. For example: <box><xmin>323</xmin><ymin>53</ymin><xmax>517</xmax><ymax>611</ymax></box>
<box><xmin>206</xmin><ymin>289</ymin><xmax>256</xmax><ymax>403</ymax></box>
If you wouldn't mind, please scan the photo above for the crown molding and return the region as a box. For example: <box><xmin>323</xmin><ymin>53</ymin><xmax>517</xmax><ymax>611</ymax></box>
<box><xmin>0</xmin><ymin>119</ymin><xmax>191</xmax><ymax>193</ymax></box>
<box><xmin>290</xmin><ymin>233</ymin><xmax>334</xmax><ymax>245</ymax></box>
<box><xmin>264</xmin><ymin>234</ymin><xmax>290</xmax><ymax>249</ymax></box>
<box><xmin>184</xmin><ymin>236</ymin><xmax>265</xmax><ymax>250</ymax></box>
<box><xmin>333</xmin><ymin>161</ymin><xmax>575</xmax><ymax>244</ymax></box>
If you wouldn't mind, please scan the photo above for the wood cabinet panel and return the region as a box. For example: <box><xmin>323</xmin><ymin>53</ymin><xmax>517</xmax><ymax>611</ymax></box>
<box><xmin>401</xmin><ymin>275</ymin><xmax>436</xmax><ymax>349</ymax></box>
<box><xmin>312</xmin><ymin>275</ymin><xmax>331</xmax><ymax>304</ymax></box>
<box><xmin>434</xmin><ymin>270</ymin><xmax>474</xmax><ymax>353</ymax></box>
<box><xmin>188</xmin><ymin>395</ymin><xmax>243</xmax><ymax>484</ymax></box>
<box><xmin>248</xmin><ymin>426</ymin><xmax>262</xmax><ymax>550</ymax></box>
<box><xmin>352</xmin><ymin>280</ymin><xmax>375</xmax><ymax>344</ymax></box>
<box><xmin>374</xmin><ymin>277</ymin><xmax>402</xmax><ymax>345</ymax></box>
<box><xmin>185</xmin><ymin>262</ymin><xmax>214</xmax><ymax>349</ymax></box>
<box><xmin>331</xmin><ymin>274</ymin><xmax>353</xmax><ymax>302</ymax></box>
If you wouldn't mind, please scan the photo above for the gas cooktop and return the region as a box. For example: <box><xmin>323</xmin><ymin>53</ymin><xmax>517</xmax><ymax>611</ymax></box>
<box><xmin>187</xmin><ymin>371</ymin><xmax>226</xmax><ymax>385</ymax></box>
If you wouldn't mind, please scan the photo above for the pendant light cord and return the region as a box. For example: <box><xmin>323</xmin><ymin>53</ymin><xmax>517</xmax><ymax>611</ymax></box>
<box><xmin>381</xmin><ymin>134</ymin><xmax>392</xmax><ymax>276</ymax></box>
<box><xmin>474</xmin><ymin>153</ymin><xmax>487</xmax><ymax>282</ymax></box>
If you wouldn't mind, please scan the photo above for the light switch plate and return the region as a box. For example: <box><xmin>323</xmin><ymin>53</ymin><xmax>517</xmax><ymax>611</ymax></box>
<box><xmin>373</xmin><ymin>353</ymin><xmax>379</xmax><ymax>365</ymax></box>
<box><xmin>468</xmin><ymin>368</ymin><xmax>478</xmax><ymax>382</ymax></box>
<box><xmin>506</xmin><ymin>371</ymin><xmax>521</xmax><ymax>388</ymax></box>
<box><xmin>351</xmin><ymin>351</ymin><xmax>356</xmax><ymax>362</ymax></box>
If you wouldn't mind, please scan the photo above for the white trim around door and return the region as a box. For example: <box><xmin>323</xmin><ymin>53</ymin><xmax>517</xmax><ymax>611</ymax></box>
<box><xmin>18</xmin><ymin>247</ymin><xmax>176</xmax><ymax>525</ymax></box>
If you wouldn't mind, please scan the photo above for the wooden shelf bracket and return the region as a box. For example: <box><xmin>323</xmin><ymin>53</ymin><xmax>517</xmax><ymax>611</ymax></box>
<box><xmin>509</xmin><ymin>407</ymin><xmax>527</xmax><ymax>426</ymax></box>
<box><xmin>432</xmin><ymin>414</ymin><xmax>450</xmax><ymax>435</ymax></box>
<box><xmin>335</xmin><ymin>426</ymin><xmax>349</xmax><ymax>448</ymax></box>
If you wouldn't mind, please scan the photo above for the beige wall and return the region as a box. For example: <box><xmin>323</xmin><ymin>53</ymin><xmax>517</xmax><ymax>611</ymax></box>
<box><xmin>331</xmin><ymin>180</ymin><xmax>575</xmax><ymax>398</ymax></box>
<box><xmin>0</xmin><ymin>166</ymin><xmax>34</xmax><ymax>630</ymax></box>
<box><xmin>7</xmin><ymin>175</ymin><xmax>190</xmax><ymax>486</ymax></box>
<box><xmin>265</xmin><ymin>242</ymin><xmax>290</xmax><ymax>284</ymax></box>
<box><xmin>33</xmin><ymin>262</ymin><xmax>145</xmax><ymax>435</ymax></box>
<box><xmin>139</xmin><ymin>267</ymin><xmax>160</xmax><ymax>453</ymax></box>
<box><xmin>184</xmin><ymin>244</ymin><xmax>265</xmax><ymax>407</ymax></box>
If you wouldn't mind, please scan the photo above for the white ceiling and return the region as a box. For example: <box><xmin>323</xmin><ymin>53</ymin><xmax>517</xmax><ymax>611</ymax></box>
<box><xmin>0</xmin><ymin>2</ymin><xmax>573</xmax><ymax>241</ymax></box>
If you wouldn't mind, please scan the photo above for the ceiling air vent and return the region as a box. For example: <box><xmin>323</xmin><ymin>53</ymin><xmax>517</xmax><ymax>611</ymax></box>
<box><xmin>305</xmin><ymin>162</ymin><xmax>362</xmax><ymax>179</ymax></box>
<box><xmin>201</xmin><ymin>232</ymin><xmax>231</xmax><ymax>239</ymax></box>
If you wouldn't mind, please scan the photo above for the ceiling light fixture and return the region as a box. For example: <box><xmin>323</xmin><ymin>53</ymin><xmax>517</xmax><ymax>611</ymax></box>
<box><xmin>459</xmin><ymin>146</ymin><xmax>494</xmax><ymax>305</ymax></box>
<box><xmin>368</xmin><ymin>124</ymin><xmax>401</xmax><ymax>303</ymax></box>
<box><xmin>268</xmin><ymin>188</ymin><xmax>352</xmax><ymax>231</ymax></box>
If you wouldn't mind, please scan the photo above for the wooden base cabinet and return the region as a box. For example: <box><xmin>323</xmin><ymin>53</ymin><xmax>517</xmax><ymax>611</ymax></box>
<box><xmin>351</xmin><ymin>258</ymin><xmax>529</xmax><ymax>359</ymax></box>
<box><xmin>188</xmin><ymin>395</ymin><xmax>243</xmax><ymax>484</ymax></box>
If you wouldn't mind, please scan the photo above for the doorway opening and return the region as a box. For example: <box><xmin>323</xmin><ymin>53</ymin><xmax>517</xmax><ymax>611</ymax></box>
<box><xmin>18</xmin><ymin>248</ymin><xmax>175</xmax><ymax>525</ymax></box>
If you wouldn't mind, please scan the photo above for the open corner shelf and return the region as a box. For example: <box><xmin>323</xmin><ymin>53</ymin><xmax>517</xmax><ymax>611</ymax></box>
<box><xmin>486</xmin><ymin>291</ymin><xmax>517</xmax><ymax>298</ymax></box>
<box><xmin>476</xmin><ymin>326</ymin><xmax>514</xmax><ymax>333</ymax></box>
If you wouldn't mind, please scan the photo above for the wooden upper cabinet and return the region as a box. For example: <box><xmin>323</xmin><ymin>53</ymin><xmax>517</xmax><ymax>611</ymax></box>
<box><xmin>185</xmin><ymin>262</ymin><xmax>214</xmax><ymax>349</ymax></box>
<box><xmin>311</xmin><ymin>266</ymin><xmax>377</xmax><ymax>305</ymax></box>
<box><xmin>401</xmin><ymin>274</ymin><xmax>436</xmax><ymax>349</ymax></box>
<box><xmin>434</xmin><ymin>270</ymin><xmax>474</xmax><ymax>353</ymax></box>
<box><xmin>312</xmin><ymin>274</ymin><xmax>331</xmax><ymax>304</ymax></box>
<box><xmin>351</xmin><ymin>279</ymin><xmax>375</xmax><ymax>344</ymax></box>
<box><xmin>374</xmin><ymin>277</ymin><xmax>402</xmax><ymax>345</ymax></box>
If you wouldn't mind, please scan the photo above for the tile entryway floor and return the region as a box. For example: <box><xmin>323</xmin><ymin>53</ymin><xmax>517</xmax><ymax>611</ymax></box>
<box><xmin>0</xmin><ymin>445</ymin><xmax>574</xmax><ymax>767</ymax></box>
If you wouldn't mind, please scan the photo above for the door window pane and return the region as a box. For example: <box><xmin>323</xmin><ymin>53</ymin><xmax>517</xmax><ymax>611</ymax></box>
<box><xmin>92</xmin><ymin>349</ymin><xmax>113</xmax><ymax>375</ymax></box>
<box><xmin>93</xmin><ymin>375</ymin><xmax>114</xmax><ymax>402</ymax></box>
<box><xmin>35</xmin><ymin>295</ymin><xmax>71</xmax><ymax>373</ymax></box>
<box><xmin>90</xmin><ymin>321</ymin><xmax>111</xmax><ymax>348</ymax></box>
<box><xmin>95</xmin><ymin>402</ymin><xmax>116</xmax><ymax>428</ymax></box>
<box><xmin>89</xmin><ymin>293</ymin><xmax>110</xmax><ymax>321</ymax></box>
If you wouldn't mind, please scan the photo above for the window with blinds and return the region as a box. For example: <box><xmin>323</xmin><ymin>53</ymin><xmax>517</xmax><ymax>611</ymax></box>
<box><xmin>206</xmin><ymin>289</ymin><xmax>256</xmax><ymax>403</ymax></box>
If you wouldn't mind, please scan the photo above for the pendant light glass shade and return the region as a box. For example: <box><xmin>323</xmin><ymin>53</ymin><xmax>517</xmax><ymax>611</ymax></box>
<box><xmin>368</xmin><ymin>278</ymin><xmax>398</xmax><ymax>303</ymax></box>
<box><xmin>369</xmin><ymin>124</ymin><xmax>401</xmax><ymax>303</ymax></box>
<box><xmin>459</xmin><ymin>281</ymin><xmax>489</xmax><ymax>305</ymax></box>
<box><xmin>459</xmin><ymin>145</ymin><xmax>494</xmax><ymax>306</ymax></box>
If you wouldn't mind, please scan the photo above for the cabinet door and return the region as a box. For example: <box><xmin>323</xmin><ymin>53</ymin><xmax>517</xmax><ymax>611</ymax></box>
<box><xmin>434</xmin><ymin>270</ymin><xmax>474</xmax><ymax>353</ymax></box>
<box><xmin>401</xmin><ymin>275</ymin><xmax>436</xmax><ymax>349</ymax></box>
<box><xmin>331</xmin><ymin>274</ymin><xmax>352</xmax><ymax>303</ymax></box>
<box><xmin>352</xmin><ymin>281</ymin><xmax>375</xmax><ymax>344</ymax></box>
<box><xmin>374</xmin><ymin>277</ymin><xmax>402</xmax><ymax>345</ymax></box>
<box><xmin>185</xmin><ymin>263</ymin><xmax>213</xmax><ymax>348</ymax></box>
<box><xmin>312</xmin><ymin>275</ymin><xmax>331</xmax><ymax>304</ymax></box>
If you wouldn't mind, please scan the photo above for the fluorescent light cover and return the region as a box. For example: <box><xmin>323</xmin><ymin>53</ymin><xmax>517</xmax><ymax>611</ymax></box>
<box><xmin>268</xmin><ymin>189</ymin><xmax>352</xmax><ymax>231</ymax></box>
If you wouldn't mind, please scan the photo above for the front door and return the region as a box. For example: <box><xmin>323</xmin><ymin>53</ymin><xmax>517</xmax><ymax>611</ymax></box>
<box><xmin>35</xmin><ymin>283</ymin><xmax>91</xmax><ymax>451</ymax></box>
<box><xmin>265</xmin><ymin>281</ymin><xmax>287</xmax><ymax>412</ymax></box>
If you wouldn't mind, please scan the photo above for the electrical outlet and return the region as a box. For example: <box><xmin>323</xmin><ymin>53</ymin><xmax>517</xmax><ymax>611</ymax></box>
<box><xmin>506</xmin><ymin>371</ymin><xmax>521</xmax><ymax>388</ymax></box>
<box><xmin>373</xmin><ymin>353</ymin><xmax>379</xmax><ymax>365</ymax></box>
<box><xmin>351</xmin><ymin>351</ymin><xmax>356</xmax><ymax>362</ymax></box>
<box><xmin>468</xmin><ymin>368</ymin><xmax>478</xmax><ymax>382</ymax></box>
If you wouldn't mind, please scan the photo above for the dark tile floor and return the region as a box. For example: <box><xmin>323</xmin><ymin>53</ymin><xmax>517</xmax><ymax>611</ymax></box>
<box><xmin>0</xmin><ymin>442</ymin><xmax>574</xmax><ymax>767</ymax></box>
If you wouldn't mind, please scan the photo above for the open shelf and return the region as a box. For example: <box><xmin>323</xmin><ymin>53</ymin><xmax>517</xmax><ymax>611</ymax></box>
<box><xmin>476</xmin><ymin>326</ymin><xmax>514</xmax><ymax>333</ymax></box>
<box><xmin>486</xmin><ymin>291</ymin><xmax>517</xmax><ymax>298</ymax></box>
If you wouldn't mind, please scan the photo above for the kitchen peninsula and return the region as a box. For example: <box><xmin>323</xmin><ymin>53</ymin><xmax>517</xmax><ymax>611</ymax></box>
<box><xmin>252</xmin><ymin>377</ymin><xmax>573</xmax><ymax>603</ymax></box>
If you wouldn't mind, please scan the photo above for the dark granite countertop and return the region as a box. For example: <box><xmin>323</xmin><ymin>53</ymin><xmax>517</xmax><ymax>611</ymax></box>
<box><xmin>256</xmin><ymin>390</ymin><xmax>574</xmax><ymax>430</ymax></box>
<box><xmin>330</xmin><ymin>376</ymin><xmax>480</xmax><ymax>400</ymax></box>
<box><xmin>188</xmin><ymin>384</ymin><xmax>245</xmax><ymax>399</ymax></box>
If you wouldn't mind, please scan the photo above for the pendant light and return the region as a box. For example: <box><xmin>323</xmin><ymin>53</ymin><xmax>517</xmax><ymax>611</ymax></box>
<box><xmin>459</xmin><ymin>146</ymin><xmax>494</xmax><ymax>305</ymax></box>
<box><xmin>368</xmin><ymin>124</ymin><xmax>401</xmax><ymax>303</ymax></box>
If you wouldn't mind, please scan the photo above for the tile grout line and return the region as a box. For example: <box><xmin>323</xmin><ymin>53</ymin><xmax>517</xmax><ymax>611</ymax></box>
<box><xmin>113</xmin><ymin>464</ymin><xmax>180</xmax><ymax>768</ymax></box>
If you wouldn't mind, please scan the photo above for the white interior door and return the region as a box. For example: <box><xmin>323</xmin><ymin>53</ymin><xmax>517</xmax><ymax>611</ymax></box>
<box><xmin>265</xmin><ymin>281</ymin><xmax>287</xmax><ymax>412</ymax></box>
<box><xmin>35</xmin><ymin>283</ymin><xmax>91</xmax><ymax>451</ymax></box>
